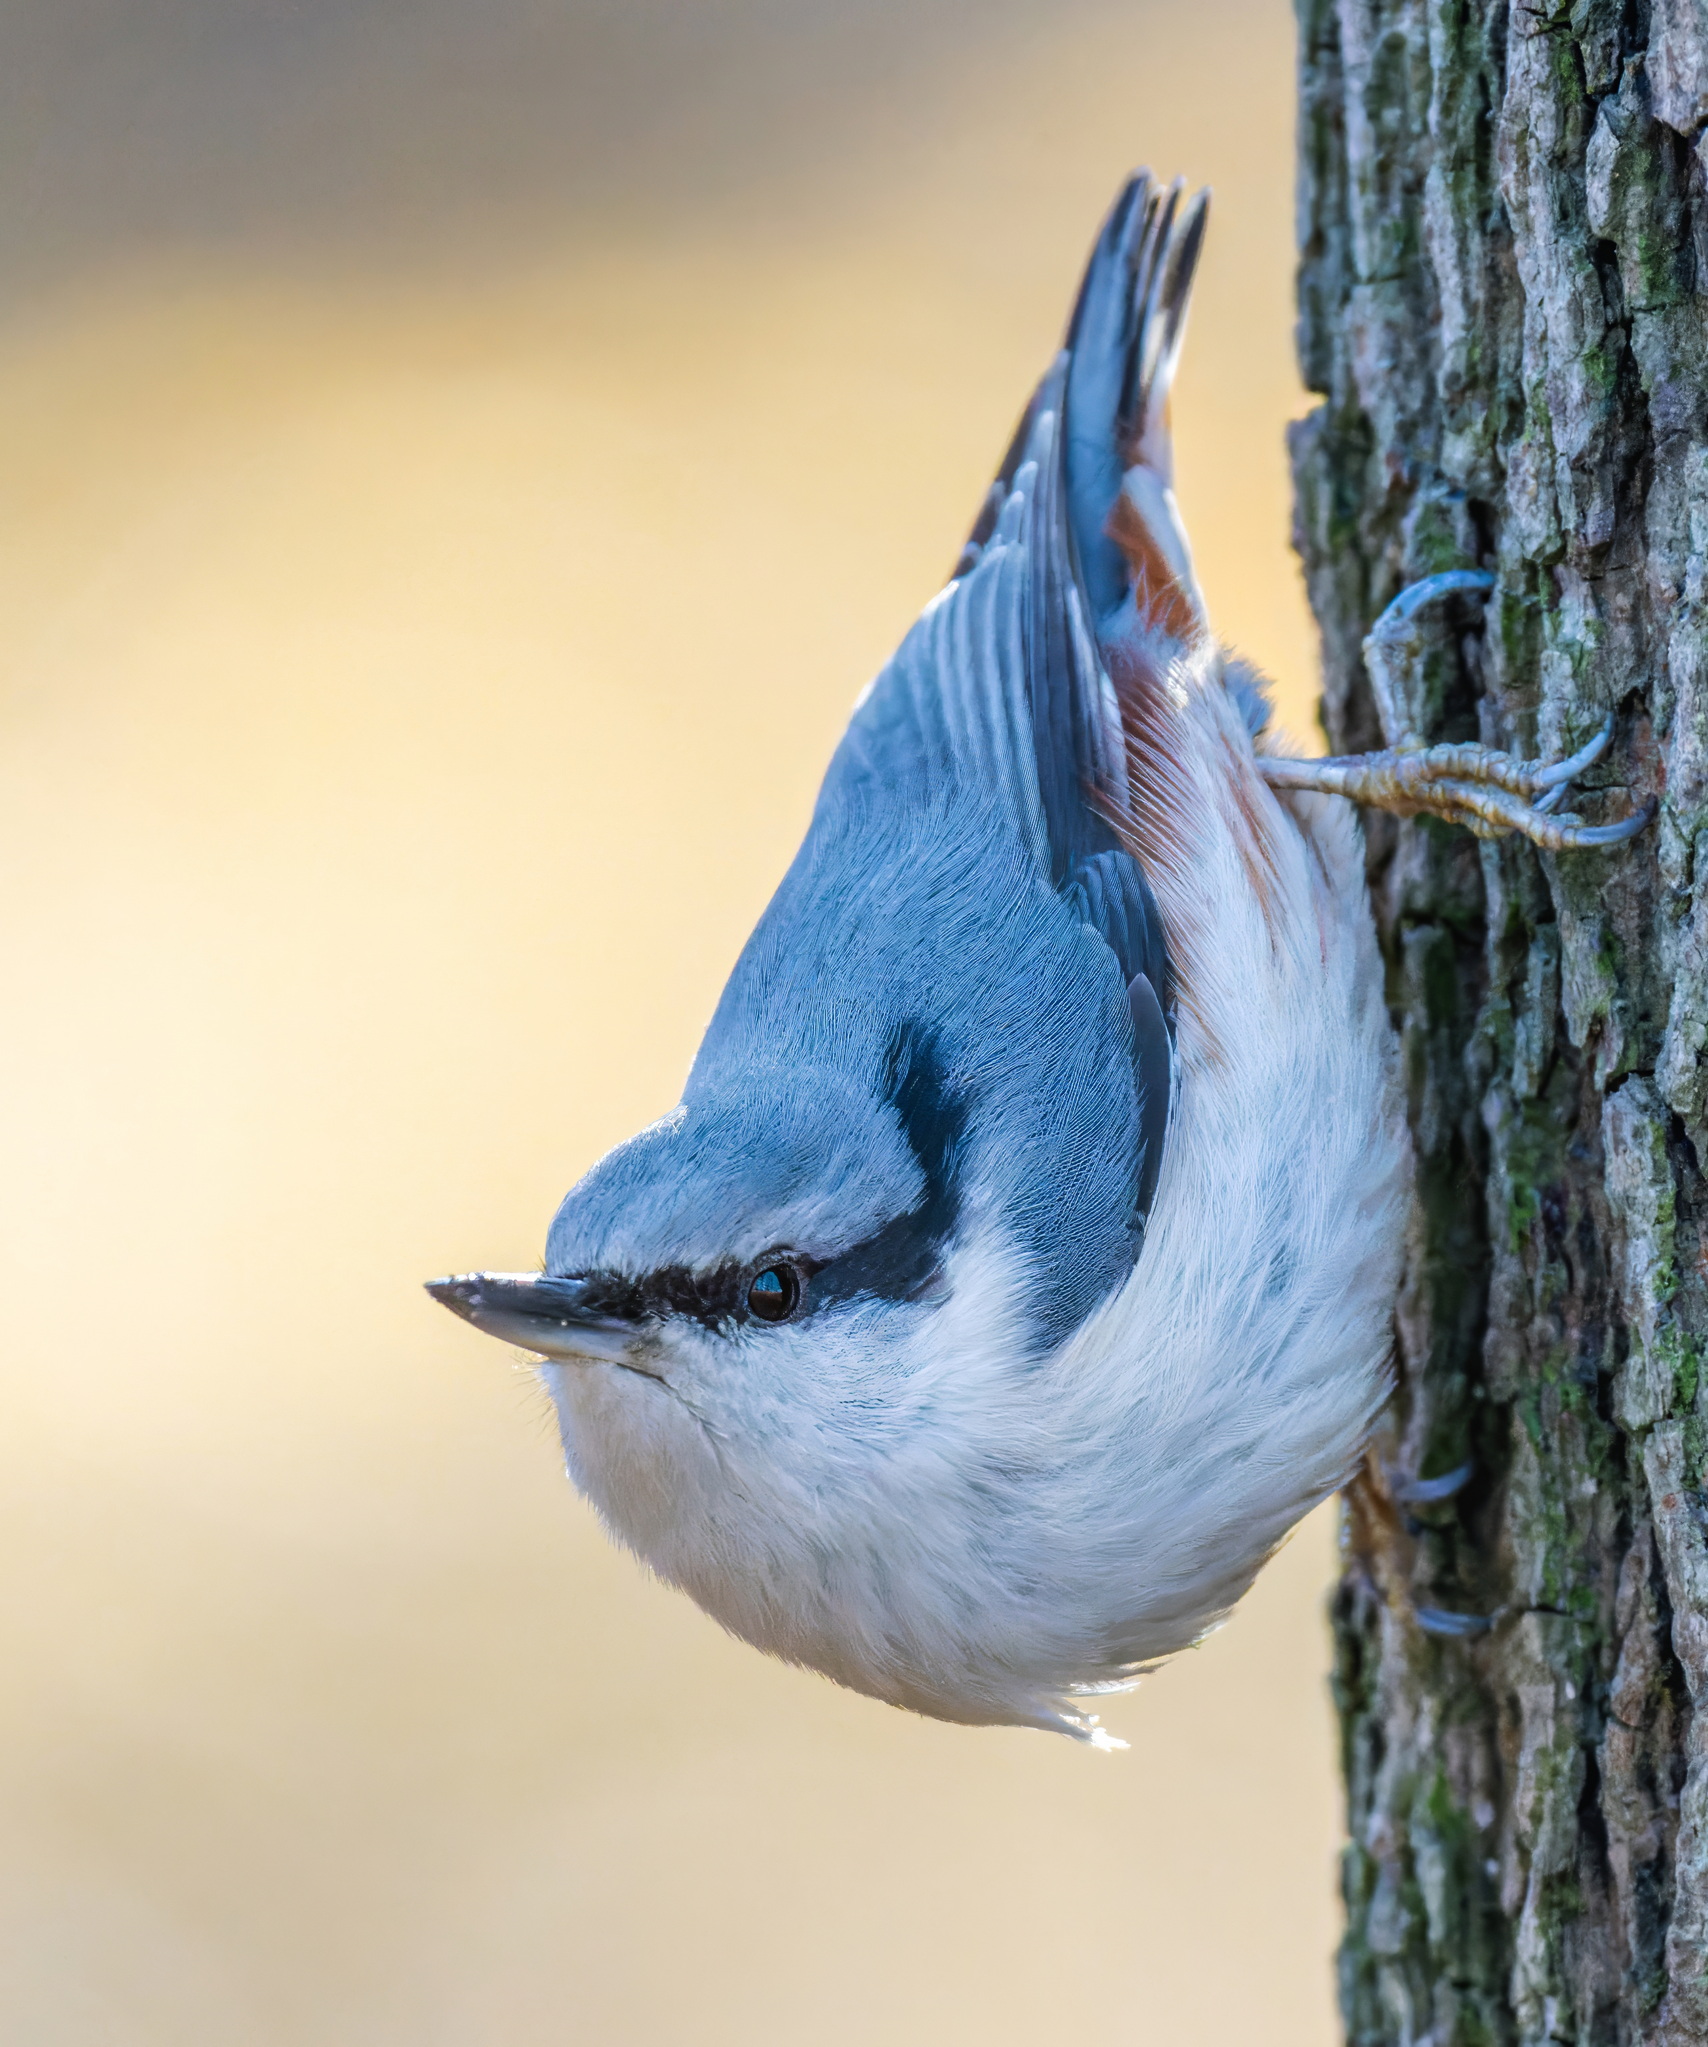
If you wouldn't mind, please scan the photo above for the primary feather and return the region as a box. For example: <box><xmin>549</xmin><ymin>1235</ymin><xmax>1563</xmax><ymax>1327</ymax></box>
<box><xmin>430</xmin><ymin>170</ymin><xmax>1406</xmax><ymax>1740</ymax></box>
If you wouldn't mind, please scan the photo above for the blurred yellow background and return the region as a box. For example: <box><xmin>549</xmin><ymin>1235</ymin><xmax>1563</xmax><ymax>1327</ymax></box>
<box><xmin>0</xmin><ymin>2</ymin><xmax>1339</xmax><ymax>2041</ymax></box>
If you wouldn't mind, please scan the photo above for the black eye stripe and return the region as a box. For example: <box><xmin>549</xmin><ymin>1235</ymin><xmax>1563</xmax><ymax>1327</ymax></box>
<box><xmin>558</xmin><ymin>1255</ymin><xmax>816</xmax><ymax>1332</ymax></box>
<box><xmin>561</xmin><ymin>1030</ymin><xmax>968</xmax><ymax>1330</ymax></box>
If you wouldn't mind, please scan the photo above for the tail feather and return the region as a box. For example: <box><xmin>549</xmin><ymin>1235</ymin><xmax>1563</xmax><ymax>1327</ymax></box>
<box><xmin>1063</xmin><ymin>173</ymin><xmax>1209</xmax><ymax>643</ymax></box>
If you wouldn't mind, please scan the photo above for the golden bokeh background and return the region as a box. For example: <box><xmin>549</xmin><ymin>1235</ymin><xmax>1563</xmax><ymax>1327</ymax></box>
<box><xmin>0</xmin><ymin>3</ymin><xmax>1341</xmax><ymax>2040</ymax></box>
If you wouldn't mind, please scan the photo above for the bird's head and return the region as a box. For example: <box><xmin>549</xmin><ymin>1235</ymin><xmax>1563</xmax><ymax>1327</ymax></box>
<box><xmin>430</xmin><ymin>799</ymin><xmax>1153</xmax><ymax>1737</ymax></box>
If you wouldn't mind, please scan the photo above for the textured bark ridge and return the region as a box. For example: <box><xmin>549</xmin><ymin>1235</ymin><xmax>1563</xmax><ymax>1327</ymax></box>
<box><xmin>1293</xmin><ymin>0</ymin><xmax>1708</xmax><ymax>2039</ymax></box>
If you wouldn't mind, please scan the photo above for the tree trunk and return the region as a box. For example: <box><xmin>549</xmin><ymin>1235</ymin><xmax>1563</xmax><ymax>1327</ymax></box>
<box><xmin>1291</xmin><ymin>0</ymin><xmax>1708</xmax><ymax>2040</ymax></box>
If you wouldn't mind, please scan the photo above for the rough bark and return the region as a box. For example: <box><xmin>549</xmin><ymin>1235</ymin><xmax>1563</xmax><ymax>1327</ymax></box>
<box><xmin>1292</xmin><ymin>0</ymin><xmax>1708</xmax><ymax>2039</ymax></box>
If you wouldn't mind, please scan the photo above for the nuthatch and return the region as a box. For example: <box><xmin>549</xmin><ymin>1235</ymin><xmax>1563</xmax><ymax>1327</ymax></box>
<box><xmin>429</xmin><ymin>173</ymin><xmax>1650</xmax><ymax>1740</ymax></box>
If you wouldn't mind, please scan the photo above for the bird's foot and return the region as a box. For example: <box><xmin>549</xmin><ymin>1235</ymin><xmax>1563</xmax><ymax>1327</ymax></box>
<box><xmin>1347</xmin><ymin>1451</ymin><xmax>1498</xmax><ymax>1639</ymax></box>
<box><xmin>1259</xmin><ymin>717</ymin><xmax>1655</xmax><ymax>851</ymax></box>
<box><xmin>1256</xmin><ymin>568</ymin><xmax>1654</xmax><ymax>850</ymax></box>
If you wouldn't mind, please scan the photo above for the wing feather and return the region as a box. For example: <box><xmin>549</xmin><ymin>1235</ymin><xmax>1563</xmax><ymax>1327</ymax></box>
<box><xmin>829</xmin><ymin>170</ymin><xmax>1224</xmax><ymax>1222</ymax></box>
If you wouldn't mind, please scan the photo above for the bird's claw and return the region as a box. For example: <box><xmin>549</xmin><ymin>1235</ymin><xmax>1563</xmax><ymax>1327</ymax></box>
<box><xmin>1413</xmin><ymin>1604</ymin><xmax>1496</xmax><ymax>1639</ymax></box>
<box><xmin>1531</xmin><ymin>715</ymin><xmax>1616</xmax><ymax>790</ymax></box>
<box><xmin>1390</xmin><ymin>1458</ymin><xmax>1476</xmax><ymax>1507</ymax></box>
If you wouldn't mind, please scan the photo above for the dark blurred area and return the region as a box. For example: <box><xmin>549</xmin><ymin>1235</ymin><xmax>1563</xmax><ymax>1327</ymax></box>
<box><xmin>1</xmin><ymin>0</ymin><xmax>1115</xmax><ymax>291</ymax></box>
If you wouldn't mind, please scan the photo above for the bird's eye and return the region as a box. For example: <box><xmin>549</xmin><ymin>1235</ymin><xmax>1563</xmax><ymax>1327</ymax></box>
<box><xmin>746</xmin><ymin>1264</ymin><xmax>801</xmax><ymax>1323</ymax></box>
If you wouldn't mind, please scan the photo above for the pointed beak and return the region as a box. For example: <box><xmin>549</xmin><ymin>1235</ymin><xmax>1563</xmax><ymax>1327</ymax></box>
<box><xmin>424</xmin><ymin>1271</ymin><xmax>640</xmax><ymax>1363</ymax></box>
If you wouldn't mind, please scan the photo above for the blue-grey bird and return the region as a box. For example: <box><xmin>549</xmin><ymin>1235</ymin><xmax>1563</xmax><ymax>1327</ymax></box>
<box><xmin>428</xmin><ymin>173</ymin><xmax>1646</xmax><ymax>1740</ymax></box>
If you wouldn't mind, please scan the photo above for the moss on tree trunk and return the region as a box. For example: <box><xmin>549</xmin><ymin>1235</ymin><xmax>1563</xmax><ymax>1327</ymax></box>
<box><xmin>1293</xmin><ymin>0</ymin><xmax>1708</xmax><ymax>2037</ymax></box>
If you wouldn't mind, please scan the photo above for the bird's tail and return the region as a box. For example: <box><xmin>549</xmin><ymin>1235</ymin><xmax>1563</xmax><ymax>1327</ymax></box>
<box><xmin>1062</xmin><ymin>172</ymin><xmax>1210</xmax><ymax>650</ymax></box>
<box><xmin>950</xmin><ymin>172</ymin><xmax>1209</xmax><ymax>645</ymax></box>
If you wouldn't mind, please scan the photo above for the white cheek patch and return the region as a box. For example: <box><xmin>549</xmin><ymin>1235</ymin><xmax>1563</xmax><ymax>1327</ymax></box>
<box><xmin>554</xmin><ymin>1225</ymin><xmax>1064</xmax><ymax>1684</ymax></box>
<box><xmin>543</xmin><ymin>1344</ymin><xmax>726</xmax><ymax>1564</ymax></box>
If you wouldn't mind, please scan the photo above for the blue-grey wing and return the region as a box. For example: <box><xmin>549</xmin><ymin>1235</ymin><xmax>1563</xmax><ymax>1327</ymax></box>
<box><xmin>809</xmin><ymin>172</ymin><xmax>1217</xmax><ymax>1247</ymax></box>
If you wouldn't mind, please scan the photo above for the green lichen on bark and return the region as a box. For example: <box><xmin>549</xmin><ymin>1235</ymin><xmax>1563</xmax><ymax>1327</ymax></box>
<box><xmin>1294</xmin><ymin>0</ymin><xmax>1708</xmax><ymax>2038</ymax></box>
